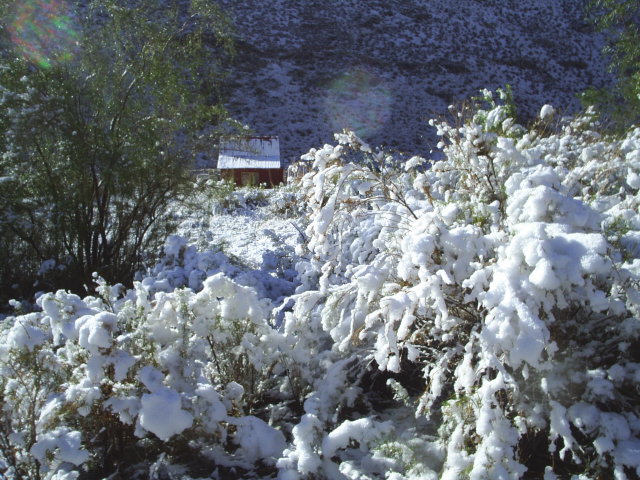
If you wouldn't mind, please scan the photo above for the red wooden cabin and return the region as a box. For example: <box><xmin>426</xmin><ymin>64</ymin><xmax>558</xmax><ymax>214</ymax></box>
<box><xmin>218</xmin><ymin>136</ymin><xmax>284</xmax><ymax>187</ymax></box>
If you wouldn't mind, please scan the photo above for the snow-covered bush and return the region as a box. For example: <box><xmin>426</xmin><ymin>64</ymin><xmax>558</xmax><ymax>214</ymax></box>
<box><xmin>185</xmin><ymin>176</ymin><xmax>272</xmax><ymax>216</ymax></box>
<box><xmin>187</xmin><ymin>176</ymin><xmax>237</xmax><ymax>215</ymax></box>
<box><xmin>0</xmin><ymin>274</ymin><xmax>291</xmax><ymax>478</ymax></box>
<box><xmin>214</xmin><ymin>186</ymin><xmax>270</xmax><ymax>214</ymax></box>
<box><xmin>279</xmin><ymin>97</ymin><xmax>640</xmax><ymax>478</ymax></box>
<box><xmin>268</xmin><ymin>183</ymin><xmax>308</xmax><ymax>219</ymax></box>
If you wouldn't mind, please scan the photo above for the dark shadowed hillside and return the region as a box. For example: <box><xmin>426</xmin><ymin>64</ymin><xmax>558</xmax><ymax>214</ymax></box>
<box><xmin>219</xmin><ymin>0</ymin><xmax>612</xmax><ymax>161</ymax></box>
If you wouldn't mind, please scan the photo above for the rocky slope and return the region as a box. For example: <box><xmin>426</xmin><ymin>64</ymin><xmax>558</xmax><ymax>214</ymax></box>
<box><xmin>219</xmin><ymin>0</ymin><xmax>612</xmax><ymax>162</ymax></box>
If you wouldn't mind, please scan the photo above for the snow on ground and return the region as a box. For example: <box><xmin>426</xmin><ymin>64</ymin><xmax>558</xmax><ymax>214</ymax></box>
<box><xmin>150</xmin><ymin>186</ymin><xmax>305</xmax><ymax>309</ymax></box>
<box><xmin>174</xmin><ymin>186</ymin><xmax>302</xmax><ymax>270</ymax></box>
<box><xmin>203</xmin><ymin>209</ymin><xmax>299</xmax><ymax>269</ymax></box>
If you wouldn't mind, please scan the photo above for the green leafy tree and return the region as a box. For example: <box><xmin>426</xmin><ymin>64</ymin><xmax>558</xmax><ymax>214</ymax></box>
<box><xmin>0</xmin><ymin>0</ymin><xmax>236</xmax><ymax>303</ymax></box>
<box><xmin>585</xmin><ymin>0</ymin><xmax>640</xmax><ymax>128</ymax></box>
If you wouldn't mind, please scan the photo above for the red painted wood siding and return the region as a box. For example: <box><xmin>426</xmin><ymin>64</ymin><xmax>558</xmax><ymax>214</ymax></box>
<box><xmin>222</xmin><ymin>168</ymin><xmax>284</xmax><ymax>187</ymax></box>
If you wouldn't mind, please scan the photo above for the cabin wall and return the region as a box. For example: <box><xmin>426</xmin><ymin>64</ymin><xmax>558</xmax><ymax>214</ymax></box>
<box><xmin>221</xmin><ymin>168</ymin><xmax>284</xmax><ymax>187</ymax></box>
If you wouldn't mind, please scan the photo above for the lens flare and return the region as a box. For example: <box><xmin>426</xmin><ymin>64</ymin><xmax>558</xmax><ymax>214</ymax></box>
<box><xmin>8</xmin><ymin>0</ymin><xmax>80</xmax><ymax>69</ymax></box>
<box><xmin>324</xmin><ymin>67</ymin><xmax>392</xmax><ymax>139</ymax></box>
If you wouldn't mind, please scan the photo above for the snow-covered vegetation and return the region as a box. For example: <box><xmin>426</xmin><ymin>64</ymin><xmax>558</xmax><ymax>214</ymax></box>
<box><xmin>2</xmin><ymin>93</ymin><xmax>639</xmax><ymax>479</ymax></box>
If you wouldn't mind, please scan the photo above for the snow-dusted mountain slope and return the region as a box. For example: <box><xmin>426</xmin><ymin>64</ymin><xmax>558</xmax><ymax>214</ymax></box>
<box><xmin>219</xmin><ymin>0</ymin><xmax>612</xmax><ymax>162</ymax></box>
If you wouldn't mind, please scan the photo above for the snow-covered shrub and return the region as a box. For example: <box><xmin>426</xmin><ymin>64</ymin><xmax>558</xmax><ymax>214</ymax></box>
<box><xmin>186</xmin><ymin>176</ymin><xmax>237</xmax><ymax>216</ymax></box>
<box><xmin>185</xmin><ymin>176</ymin><xmax>269</xmax><ymax>216</ymax></box>
<box><xmin>206</xmin><ymin>185</ymin><xmax>270</xmax><ymax>214</ymax></box>
<box><xmin>268</xmin><ymin>183</ymin><xmax>307</xmax><ymax>219</ymax></box>
<box><xmin>279</xmin><ymin>98</ymin><xmax>640</xmax><ymax>479</ymax></box>
<box><xmin>186</xmin><ymin>176</ymin><xmax>270</xmax><ymax>216</ymax></box>
<box><xmin>0</xmin><ymin>273</ymin><xmax>290</xmax><ymax>478</ymax></box>
<box><xmin>242</xmin><ymin>186</ymin><xmax>271</xmax><ymax>208</ymax></box>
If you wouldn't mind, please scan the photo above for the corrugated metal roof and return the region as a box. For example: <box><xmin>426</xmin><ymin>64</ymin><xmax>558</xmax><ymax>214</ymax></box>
<box><xmin>218</xmin><ymin>136</ymin><xmax>281</xmax><ymax>169</ymax></box>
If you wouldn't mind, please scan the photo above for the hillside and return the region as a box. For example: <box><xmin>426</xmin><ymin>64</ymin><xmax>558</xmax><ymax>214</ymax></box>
<box><xmin>219</xmin><ymin>0</ymin><xmax>612</xmax><ymax>161</ymax></box>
